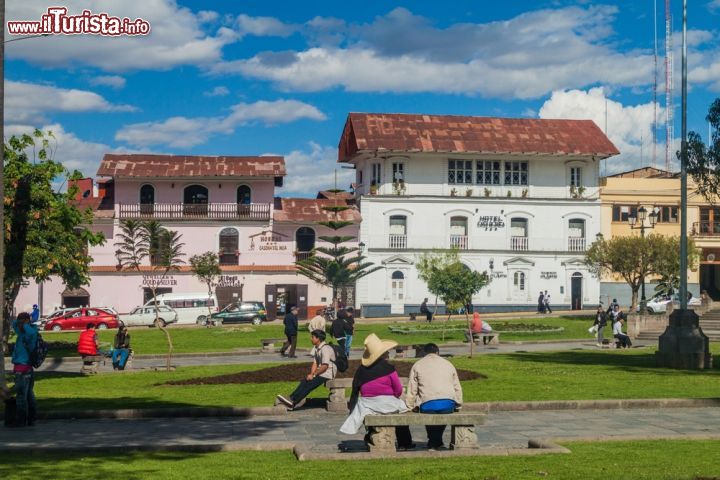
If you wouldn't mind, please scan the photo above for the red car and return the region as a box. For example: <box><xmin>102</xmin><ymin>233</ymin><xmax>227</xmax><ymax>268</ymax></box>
<box><xmin>44</xmin><ymin>307</ymin><xmax>119</xmax><ymax>331</ymax></box>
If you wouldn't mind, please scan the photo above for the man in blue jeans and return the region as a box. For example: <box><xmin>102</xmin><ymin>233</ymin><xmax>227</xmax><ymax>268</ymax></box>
<box><xmin>405</xmin><ymin>343</ymin><xmax>463</xmax><ymax>450</ymax></box>
<box><xmin>10</xmin><ymin>312</ymin><xmax>38</xmax><ymax>427</ymax></box>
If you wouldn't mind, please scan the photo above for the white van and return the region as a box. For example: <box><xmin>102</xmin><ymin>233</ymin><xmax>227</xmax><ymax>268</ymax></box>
<box><xmin>144</xmin><ymin>292</ymin><xmax>217</xmax><ymax>325</ymax></box>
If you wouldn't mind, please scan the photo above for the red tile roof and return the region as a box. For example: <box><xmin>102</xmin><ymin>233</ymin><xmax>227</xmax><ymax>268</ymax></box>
<box><xmin>338</xmin><ymin>113</ymin><xmax>620</xmax><ymax>161</ymax></box>
<box><xmin>273</xmin><ymin>198</ymin><xmax>361</xmax><ymax>223</ymax></box>
<box><xmin>73</xmin><ymin>196</ymin><xmax>115</xmax><ymax>219</ymax></box>
<box><xmin>91</xmin><ymin>265</ymin><xmax>297</xmax><ymax>273</ymax></box>
<box><xmin>97</xmin><ymin>154</ymin><xmax>287</xmax><ymax>178</ymax></box>
<box><xmin>317</xmin><ymin>190</ymin><xmax>354</xmax><ymax>200</ymax></box>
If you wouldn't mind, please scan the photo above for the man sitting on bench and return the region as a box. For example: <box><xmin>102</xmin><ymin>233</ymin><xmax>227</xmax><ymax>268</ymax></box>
<box><xmin>405</xmin><ymin>343</ymin><xmax>463</xmax><ymax>450</ymax></box>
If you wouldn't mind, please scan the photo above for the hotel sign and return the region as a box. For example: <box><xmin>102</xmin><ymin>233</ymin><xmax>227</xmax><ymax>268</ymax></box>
<box><xmin>218</xmin><ymin>275</ymin><xmax>242</xmax><ymax>287</ymax></box>
<box><xmin>142</xmin><ymin>275</ymin><xmax>177</xmax><ymax>287</ymax></box>
<box><xmin>540</xmin><ymin>272</ymin><xmax>558</xmax><ymax>279</ymax></box>
<box><xmin>250</xmin><ymin>231</ymin><xmax>289</xmax><ymax>251</ymax></box>
<box><xmin>477</xmin><ymin>216</ymin><xmax>505</xmax><ymax>231</ymax></box>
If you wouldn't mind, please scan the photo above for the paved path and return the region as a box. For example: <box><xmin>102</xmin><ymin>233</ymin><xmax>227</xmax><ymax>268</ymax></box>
<box><xmin>1</xmin><ymin>407</ymin><xmax>718</xmax><ymax>453</ymax></box>
<box><xmin>33</xmin><ymin>340</ymin><xmax>624</xmax><ymax>374</ymax></box>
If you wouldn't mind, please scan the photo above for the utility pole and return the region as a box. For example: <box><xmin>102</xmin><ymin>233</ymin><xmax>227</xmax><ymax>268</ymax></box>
<box><xmin>0</xmin><ymin>0</ymin><xmax>7</xmax><ymax>392</ymax></box>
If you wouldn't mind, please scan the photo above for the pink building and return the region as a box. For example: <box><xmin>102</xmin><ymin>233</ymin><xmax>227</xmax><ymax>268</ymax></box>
<box><xmin>16</xmin><ymin>154</ymin><xmax>360</xmax><ymax>321</ymax></box>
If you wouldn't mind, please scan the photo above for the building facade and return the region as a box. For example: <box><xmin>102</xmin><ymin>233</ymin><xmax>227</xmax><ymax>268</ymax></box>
<box><xmin>339</xmin><ymin>113</ymin><xmax>619</xmax><ymax>316</ymax></box>
<box><xmin>16</xmin><ymin>154</ymin><xmax>359</xmax><ymax>321</ymax></box>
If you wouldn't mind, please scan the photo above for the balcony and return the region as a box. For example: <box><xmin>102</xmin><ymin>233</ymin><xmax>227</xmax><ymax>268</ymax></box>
<box><xmin>511</xmin><ymin>236</ymin><xmax>529</xmax><ymax>251</ymax></box>
<box><xmin>449</xmin><ymin>235</ymin><xmax>468</xmax><ymax>250</ymax></box>
<box><xmin>294</xmin><ymin>251</ymin><xmax>313</xmax><ymax>262</ymax></box>
<box><xmin>118</xmin><ymin>202</ymin><xmax>271</xmax><ymax>221</ymax></box>
<box><xmin>692</xmin><ymin>222</ymin><xmax>720</xmax><ymax>237</ymax></box>
<box><xmin>389</xmin><ymin>234</ymin><xmax>407</xmax><ymax>249</ymax></box>
<box><xmin>568</xmin><ymin>237</ymin><xmax>586</xmax><ymax>252</ymax></box>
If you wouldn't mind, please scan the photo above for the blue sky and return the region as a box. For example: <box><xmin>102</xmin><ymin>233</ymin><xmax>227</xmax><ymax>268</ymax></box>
<box><xmin>5</xmin><ymin>0</ymin><xmax>720</xmax><ymax>196</ymax></box>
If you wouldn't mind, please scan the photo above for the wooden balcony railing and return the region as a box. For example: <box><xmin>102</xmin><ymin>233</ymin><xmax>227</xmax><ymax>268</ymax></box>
<box><xmin>295</xmin><ymin>251</ymin><xmax>314</xmax><ymax>262</ymax></box>
<box><xmin>118</xmin><ymin>202</ymin><xmax>271</xmax><ymax>221</ymax></box>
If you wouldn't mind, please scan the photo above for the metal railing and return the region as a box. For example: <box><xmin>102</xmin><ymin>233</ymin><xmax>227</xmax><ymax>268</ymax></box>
<box><xmin>511</xmin><ymin>236</ymin><xmax>529</xmax><ymax>251</ymax></box>
<box><xmin>567</xmin><ymin>237</ymin><xmax>586</xmax><ymax>252</ymax></box>
<box><xmin>118</xmin><ymin>202</ymin><xmax>271</xmax><ymax>221</ymax></box>
<box><xmin>692</xmin><ymin>222</ymin><xmax>720</xmax><ymax>236</ymax></box>
<box><xmin>449</xmin><ymin>235</ymin><xmax>468</xmax><ymax>249</ymax></box>
<box><xmin>388</xmin><ymin>234</ymin><xmax>407</xmax><ymax>249</ymax></box>
<box><xmin>294</xmin><ymin>251</ymin><xmax>313</xmax><ymax>262</ymax></box>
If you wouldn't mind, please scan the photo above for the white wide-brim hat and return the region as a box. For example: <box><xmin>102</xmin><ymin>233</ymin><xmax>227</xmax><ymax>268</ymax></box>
<box><xmin>361</xmin><ymin>333</ymin><xmax>398</xmax><ymax>367</ymax></box>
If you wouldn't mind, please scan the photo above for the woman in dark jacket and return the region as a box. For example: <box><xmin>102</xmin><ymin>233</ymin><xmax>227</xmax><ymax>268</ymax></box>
<box><xmin>112</xmin><ymin>325</ymin><xmax>131</xmax><ymax>370</ymax></box>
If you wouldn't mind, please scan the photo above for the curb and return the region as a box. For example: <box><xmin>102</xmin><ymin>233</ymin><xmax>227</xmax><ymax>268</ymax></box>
<box><xmin>463</xmin><ymin>397</ymin><xmax>720</xmax><ymax>412</ymax></box>
<box><xmin>29</xmin><ymin>405</ymin><xmax>287</xmax><ymax>421</ymax></box>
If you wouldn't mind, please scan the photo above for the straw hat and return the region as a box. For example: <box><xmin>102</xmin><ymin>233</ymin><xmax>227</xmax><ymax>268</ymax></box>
<box><xmin>361</xmin><ymin>333</ymin><xmax>398</xmax><ymax>367</ymax></box>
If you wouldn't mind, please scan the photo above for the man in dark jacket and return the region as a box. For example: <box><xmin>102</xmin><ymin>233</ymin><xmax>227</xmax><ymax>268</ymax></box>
<box><xmin>281</xmin><ymin>306</ymin><xmax>299</xmax><ymax>358</ymax></box>
<box><xmin>420</xmin><ymin>298</ymin><xmax>432</xmax><ymax>323</ymax></box>
<box><xmin>343</xmin><ymin>307</ymin><xmax>355</xmax><ymax>357</ymax></box>
<box><xmin>331</xmin><ymin>312</ymin><xmax>346</xmax><ymax>352</ymax></box>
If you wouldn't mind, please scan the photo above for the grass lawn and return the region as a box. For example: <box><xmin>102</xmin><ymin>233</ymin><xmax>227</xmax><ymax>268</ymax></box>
<box><xmin>1</xmin><ymin>440</ymin><xmax>719</xmax><ymax>479</ymax></box>
<box><xmin>38</xmin><ymin>315</ymin><xmax>594</xmax><ymax>356</ymax></box>
<box><xmin>6</xmin><ymin>344</ymin><xmax>719</xmax><ymax>412</ymax></box>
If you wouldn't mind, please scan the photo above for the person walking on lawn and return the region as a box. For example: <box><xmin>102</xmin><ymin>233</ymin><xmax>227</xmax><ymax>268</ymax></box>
<box><xmin>343</xmin><ymin>307</ymin><xmax>355</xmax><ymax>357</ymax></box>
<box><xmin>276</xmin><ymin>330</ymin><xmax>337</xmax><ymax>410</ymax></box>
<box><xmin>405</xmin><ymin>343</ymin><xmax>463</xmax><ymax>450</ymax></box>
<box><xmin>544</xmin><ymin>291</ymin><xmax>553</xmax><ymax>314</ymax></box>
<box><xmin>9</xmin><ymin>312</ymin><xmax>38</xmax><ymax>427</ymax></box>
<box><xmin>281</xmin><ymin>306</ymin><xmax>299</xmax><ymax>358</ymax></box>
<box><xmin>307</xmin><ymin>309</ymin><xmax>326</xmax><ymax>333</ymax></box>
<box><xmin>597</xmin><ymin>307</ymin><xmax>609</xmax><ymax>346</ymax></box>
<box><xmin>331</xmin><ymin>311</ymin><xmax>347</xmax><ymax>353</ymax></box>
<box><xmin>537</xmin><ymin>291</ymin><xmax>546</xmax><ymax>314</ymax></box>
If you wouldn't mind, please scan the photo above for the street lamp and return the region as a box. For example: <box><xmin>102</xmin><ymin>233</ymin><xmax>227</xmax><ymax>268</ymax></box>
<box><xmin>628</xmin><ymin>206</ymin><xmax>658</xmax><ymax>314</ymax></box>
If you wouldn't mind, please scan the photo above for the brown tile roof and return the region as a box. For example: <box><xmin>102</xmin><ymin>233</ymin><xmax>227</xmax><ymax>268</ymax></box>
<box><xmin>273</xmin><ymin>198</ymin><xmax>361</xmax><ymax>223</ymax></box>
<box><xmin>73</xmin><ymin>196</ymin><xmax>115</xmax><ymax>219</ymax></box>
<box><xmin>338</xmin><ymin>113</ymin><xmax>620</xmax><ymax>161</ymax></box>
<box><xmin>605</xmin><ymin>166</ymin><xmax>675</xmax><ymax>178</ymax></box>
<box><xmin>91</xmin><ymin>265</ymin><xmax>296</xmax><ymax>273</ymax></box>
<box><xmin>97</xmin><ymin>154</ymin><xmax>287</xmax><ymax>178</ymax></box>
<box><xmin>317</xmin><ymin>190</ymin><xmax>354</xmax><ymax>200</ymax></box>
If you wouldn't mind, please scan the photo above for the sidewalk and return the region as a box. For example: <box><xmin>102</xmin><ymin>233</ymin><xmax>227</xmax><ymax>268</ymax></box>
<box><xmin>1</xmin><ymin>406</ymin><xmax>718</xmax><ymax>455</ymax></box>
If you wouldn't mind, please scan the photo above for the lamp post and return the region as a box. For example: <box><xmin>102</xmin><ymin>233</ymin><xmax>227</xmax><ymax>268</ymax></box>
<box><xmin>628</xmin><ymin>206</ymin><xmax>658</xmax><ymax>314</ymax></box>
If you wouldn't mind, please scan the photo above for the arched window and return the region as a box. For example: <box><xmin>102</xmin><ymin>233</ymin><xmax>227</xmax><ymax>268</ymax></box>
<box><xmin>510</xmin><ymin>218</ymin><xmax>529</xmax><ymax>251</ymax></box>
<box><xmin>139</xmin><ymin>184</ymin><xmax>155</xmax><ymax>215</ymax></box>
<box><xmin>568</xmin><ymin>218</ymin><xmax>586</xmax><ymax>252</ymax></box>
<box><xmin>237</xmin><ymin>185</ymin><xmax>252</xmax><ymax>205</ymax></box>
<box><xmin>389</xmin><ymin>215</ymin><xmax>407</xmax><ymax>248</ymax></box>
<box><xmin>219</xmin><ymin>228</ymin><xmax>239</xmax><ymax>265</ymax></box>
<box><xmin>295</xmin><ymin>227</ymin><xmax>315</xmax><ymax>261</ymax></box>
<box><xmin>391</xmin><ymin>270</ymin><xmax>405</xmax><ymax>301</ymax></box>
<box><xmin>513</xmin><ymin>271</ymin><xmax>526</xmax><ymax>291</ymax></box>
<box><xmin>449</xmin><ymin>216</ymin><xmax>468</xmax><ymax>249</ymax></box>
<box><xmin>183</xmin><ymin>184</ymin><xmax>209</xmax><ymax>217</ymax></box>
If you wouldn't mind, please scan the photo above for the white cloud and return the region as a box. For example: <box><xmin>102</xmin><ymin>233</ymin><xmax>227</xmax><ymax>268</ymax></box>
<box><xmin>279</xmin><ymin>143</ymin><xmax>354</xmax><ymax>196</ymax></box>
<box><xmin>197</xmin><ymin>10</ymin><xmax>219</xmax><ymax>23</ymax></box>
<box><xmin>6</xmin><ymin>80</ymin><xmax>136</xmax><ymax>123</ymax></box>
<box><xmin>708</xmin><ymin>0</ymin><xmax>720</xmax><ymax>13</ymax></box>
<box><xmin>203</xmin><ymin>86</ymin><xmax>230</xmax><ymax>97</ymax></box>
<box><xmin>236</xmin><ymin>14</ymin><xmax>296</xmax><ymax>37</ymax></box>
<box><xmin>5</xmin><ymin>1</ymin><xmax>238</xmax><ymax>72</ymax></box>
<box><xmin>538</xmin><ymin>88</ymin><xmax>674</xmax><ymax>174</ymax></box>
<box><xmin>89</xmin><ymin>75</ymin><xmax>126</xmax><ymax>89</ymax></box>
<box><xmin>213</xmin><ymin>6</ymin><xmax>660</xmax><ymax>98</ymax></box>
<box><xmin>115</xmin><ymin>99</ymin><xmax>326</xmax><ymax>148</ymax></box>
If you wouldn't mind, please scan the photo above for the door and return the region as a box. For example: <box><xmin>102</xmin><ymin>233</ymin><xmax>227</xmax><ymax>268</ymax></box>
<box><xmin>216</xmin><ymin>286</ymin><xmax>243</xmax><ymax>310</ymax></box>
<box><xmin>571</xmin><ymin>273</ymin><xmax>583</xmax><ymax>310</ymax></box>
<box><xmin>296</xmin><ymin>284</ymin><xmax>308</xmax><ymax>320</ymax></box>
<box><xmin>265</xmin><ymin>284</ymin><xmax>278</xmax><ymax>321</ymax></box>
<box><xmin>512</xmin><ymin>271</ymin><xmax>527</xmax><ymax>301</ymax></box>
<box><xmin>391</xmin><ymin>271</ymin><xmax>405</xmax><ymax>314</ymax></box>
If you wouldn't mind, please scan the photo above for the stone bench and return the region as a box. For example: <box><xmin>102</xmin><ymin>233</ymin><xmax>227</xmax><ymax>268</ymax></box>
<box><xmin>394</xmin><ymin>344</ymin><xmax>427</xmax><ymax>359</ymax></box>
<box><xmin>471</xmin><ymin>332</ymin><xmax>500</xmax><ymax>345</ymax></box>
<box><xmin>260</xmin><ymin>338</ymin><xmax>285</xmax><ymax>352</ymax></box>
<box><xmin>80</xmin><ymin>355</ymin><xmax>104</xmax><ymax>375</ymax></box>
<box><xmin>363</xmin><ymin>412</ymin><xmax>486</xmax><ymax>451</ymax></box>
<box><xmin>326</xmin><ymin>377</ymin><xmax>409</xmax><ymax>412</ymax></box>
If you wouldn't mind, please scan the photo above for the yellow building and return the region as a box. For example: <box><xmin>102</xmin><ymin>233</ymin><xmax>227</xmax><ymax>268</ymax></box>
<box><xmin>598</xmin><ymin>166</ymin><xmax>720</xmax><ymax>306</ymax></box>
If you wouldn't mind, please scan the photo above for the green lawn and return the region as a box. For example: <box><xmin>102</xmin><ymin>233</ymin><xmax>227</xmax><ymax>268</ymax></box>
<box><xmin>38</xmin><ymin>315</ymin><xmax>594</xmax><ymax>356</ymax></box>
<box><xmin>1</xmin><ymin>440</ymin><xmax>719</xmax><ymax>480</ymax></box>
<box><xmin>8</xmin><ymin>345</ymin><xmax>719</xmax><ymax>412</ymax></box>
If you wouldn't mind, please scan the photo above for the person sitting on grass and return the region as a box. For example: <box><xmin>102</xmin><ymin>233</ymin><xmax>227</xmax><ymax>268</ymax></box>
<box><xmin>339</xmin><ymin>334</ymin><xmax>414</xmax><ymax>451</ymax></box>
<box><xmin>112</xmin><ymin>325</ymin><xmax>131</xmax><ymax>370</ymax></box>
<box><xmin>276</xmin><ymin>329</ymin><xmax>336</xmax><ymax>410</ymax></box>
<box><xmin>613</xmin><ymin>315</ymin><xmax>633</xmax><ymax>349</ymax></box>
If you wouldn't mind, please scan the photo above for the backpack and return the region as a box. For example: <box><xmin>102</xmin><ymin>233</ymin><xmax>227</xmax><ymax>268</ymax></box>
<box><xmin>23</xmin><ymin>333</ymin><xmax>49</xmax><ymax>369</ymax></box>
<box><xmin>325</xmin><ymin>343</ymin><xmax>349</xmax><ymax>373</ymax></box>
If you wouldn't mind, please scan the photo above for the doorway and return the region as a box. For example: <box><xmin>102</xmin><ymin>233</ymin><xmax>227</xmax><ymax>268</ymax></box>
<box><xmin>264</xmin><ymin>284</ymin><xmax>308</xmax><ymax>320</ymax></box>
<box><xmin>61</xmin><ymin>287</ymin><xmax>90</xmax><ymax>308</ymax></box>
<box><xmin>216</xmin><ymin>285</ymin><xmax>244</xmax><ymax>310</ymax></box>
<box><xmin>143</xmin><ymin>287</ymin><xmax>172</xmax><ymax>305</ymax></box>
<box><xmin>571</xmin><ymin>272</ymin><xmax>583</xmax><ymax>310</ymax></box>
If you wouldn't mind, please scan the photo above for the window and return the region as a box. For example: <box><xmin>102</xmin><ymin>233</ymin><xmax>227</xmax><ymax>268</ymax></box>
<box><xmin>184</xmin><ymin>185</ymin><xmax>208</xmax><ymax>204</ymax></box>
<box><xmin>612</xmin><ymin>205</ymin><xmax>638</xmax><ymax>222</ymax></box>
<box><xmin>450</xmin><ymin>216</ymin><xmax>468</xmax><ymax>236</ymax></box>
<box><xmin>476</xmin><ymin>161</ymin><xmax>501</xmax><ymax>185</ymax></box>
<box><xmin>448</xmin><ymin>159</ymin><xmax>473</xmax><ymax>184</ymax></box>
<box><xmin>656</xmin><ymin>206</ymin><xmax>679</xmax><ymax>223</ymax></box>
<box><xmin>237</xmin><ymin>185</ymin><xmax>251</xmax><ymax>205</ymax></box>
<box><xmin>570</xmin><ymin>167</ymin><xmax>582</xmax><ymax>187</ymax></box>
<box><xmin>389</xmin><ymin>215</ymin><xmax>407</xmax><ymax>235</ymax></box>
<box><xmin>219</xmin><ymin>227</ymin><xmax>239</xmax><ymax>266</ymax></box>
<box><xmin>504</xmin><ymin>161</ymin><xmax>528</xmax><ymax>185</ymax></box>
<box><xmin>391</xmin><ymin>270</ymin><xmax>405</xmax><ymax>301</ymax></box>
<box><xmin>295</xmin><ymin>227</ymin><xmax>316</xmax><ymax>252</ymax></box>
<box><xmin>513</xmin><ymin>272</ymin><xmax>526</xmax><ymax>291</ymax></box>
<box><xmin>510</xmin><ymin>218</ymin><xmax>528</xmax><ymax>237</ymax></box>
<box><xmin>699</xmin><ymin>207</ymin><xmax>720</xmax><ymax>234</ymax></box>
<box><xmin>371</xmin><ymin>163</ymin><xmax>382</xmax><ymax>184</ymax></box>
<box><xmin>392</xmin><ymin>163</ymin><xmax>405</xmax><ymax>182</ymax></box>
<box><xmin>140</xmin><ymin>184</ymin><xmax>155</xmax><ymax>204</ymax></box>
<box><xmin>568</xmin><ymin>219</ymin><xmax>585</xmax><ymax>238</ymax></box>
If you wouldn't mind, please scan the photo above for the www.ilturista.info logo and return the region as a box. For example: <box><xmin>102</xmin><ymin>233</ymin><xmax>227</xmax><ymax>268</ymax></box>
<box><xmin>7</xmin><ymin>7</ymin><xmax>151</xmax><ymax>36</ymax></box>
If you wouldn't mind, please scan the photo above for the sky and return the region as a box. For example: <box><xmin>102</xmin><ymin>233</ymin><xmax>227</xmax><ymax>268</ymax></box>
<box><xmin>5</xmin><ymin>0</ymin><xmax>720</xmax><ymax>197</ymax></box>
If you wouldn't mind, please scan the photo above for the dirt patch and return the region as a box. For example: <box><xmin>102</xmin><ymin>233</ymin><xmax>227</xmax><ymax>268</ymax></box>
<box><xmin>165</xmin><ymin>359</ymin><xmax>485</xmax><ymax>386</ymax></box>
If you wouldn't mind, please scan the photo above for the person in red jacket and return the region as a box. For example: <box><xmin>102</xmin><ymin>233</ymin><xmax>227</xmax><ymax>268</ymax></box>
<box><xmin>77</xmin><ymin>323</ymin><xmax>99</xmax><ymax>357</ymax></box>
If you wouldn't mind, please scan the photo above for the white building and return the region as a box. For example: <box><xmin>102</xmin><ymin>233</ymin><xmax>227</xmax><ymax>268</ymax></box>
<box><xmin>338</xmin><ymin>113</ymin><xmax>619</xmax><ymax>316</ymax></box>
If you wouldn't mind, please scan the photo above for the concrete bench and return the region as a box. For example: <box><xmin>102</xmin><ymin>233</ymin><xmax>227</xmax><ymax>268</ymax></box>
<box><xmin>80</xmin><ymin>355</ymin><xmax>104</xmax><ymax>375</ymax></box>
<box><xmin>394</xmin><ymin>344</ymin><xmax>427</xmax><ymax>359</ymax></box>
<box><xmin>326</xmin><ymin>377</ymin><xmax>409</xmax><ymax>412</ymax></box>
<box><xmin>363</xmin><ymin>412</ymin><xmax>486</xmax><ymax>451</ymax></box>
<box><xmin>472</xmin><ymin>333</ymin><xmax>500</xmax><ymax>345</ymax></box>
<box><xmin>260</xmin><ymin>338</ymin><xmax>285</xmax><ymax>352</ymax></box>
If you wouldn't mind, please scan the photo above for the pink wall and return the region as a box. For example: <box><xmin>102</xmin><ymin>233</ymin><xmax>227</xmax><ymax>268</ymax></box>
<box><xmin>114</xmin><ymin>179</ymin><xmax>276</xmax><ymax>205</ymax></box>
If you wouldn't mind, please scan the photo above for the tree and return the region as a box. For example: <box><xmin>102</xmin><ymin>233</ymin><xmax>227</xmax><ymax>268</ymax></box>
<box><xmin>115</xmin><ymin>219</ymin><xmax>185</xmax><ymax>370</ymax></box>
<box><xmin>585</xmin><ymin>234</ymin><xmax>697</xmax><ymax>311</ymax></box>
<box><xmin>417</xmin><ymin>250</ymin><xmax>490</xmax><ymax>357</ymax></box>
<box><xmin>190</xmin><ymin>252</ymin><xmax>222</xmax><ymax>325</ymax></box>
<box><xmin>1</xmin><ymin>131</ymin><xmax>104</xmax><ymax>395</ymax></box>
<box><xmin>295</xmin><ymin>190</ymin><xmax>381</xmax><ymax>314</ymax></box>
<box><xmin>687</xmin><ymin>98</ymin><xmax>720</xmax><ymax>199</ymax></box>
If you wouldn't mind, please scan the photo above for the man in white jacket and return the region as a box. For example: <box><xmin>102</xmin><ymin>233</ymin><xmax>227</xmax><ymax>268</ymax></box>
<box><xmin>405</xmin><ymin>343</ymin><xmax>463</xmax><ymax>450</ymax></box>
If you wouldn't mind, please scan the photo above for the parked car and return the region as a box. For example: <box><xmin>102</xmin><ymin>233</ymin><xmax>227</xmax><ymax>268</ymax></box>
<box><xmin>209</xmin><ymin>301</ymin><xmax>267</xmax><ymax>326</ymax></box>
<box><xmin>639</xmin><ymin>294</ymin><xmax>701</xmax><ymax>313</ymax></box>
<box><xmin>44</xmin><ymin>307</ymin><xmax>119</xmax><ymax>331</ymax></box>
<box><xmin>144</xmin><ymin>292</ymin><xmax>218</xmax><ymax>324</ymax></box>
<box><xmin>120</xmin><ymin>305</ymin><xmax>178</xmax><ymax>327</ymax></box>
